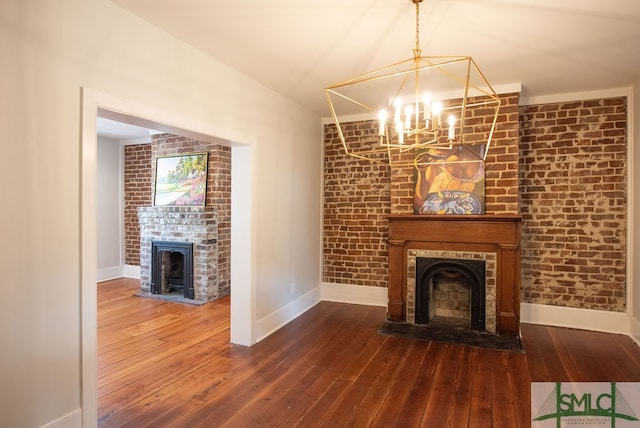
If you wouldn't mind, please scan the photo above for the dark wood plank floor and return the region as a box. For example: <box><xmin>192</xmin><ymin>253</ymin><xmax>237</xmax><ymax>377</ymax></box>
<box><xmin>97</xmin><ymin>278</ymin><xmax>640</xmax><ymax>427</ymax></box>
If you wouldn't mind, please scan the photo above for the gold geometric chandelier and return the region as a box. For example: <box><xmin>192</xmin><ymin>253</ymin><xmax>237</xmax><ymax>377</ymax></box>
<box><xmin>325</xmin><ymin>0</ymin><xmax>501</xmax><ymax>167</ymax></box>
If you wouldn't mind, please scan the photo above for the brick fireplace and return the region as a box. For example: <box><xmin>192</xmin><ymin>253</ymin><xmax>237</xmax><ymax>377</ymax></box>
<box><xmin>387</xmin><ymin>215</ymin><xmax>521</xmax><ymax>336</ymax></box>
<box><xmin>123</xmin><ymin>134</ymin><xmax>232</xmax><ymax>303</ymax></box>
<box><xmin>138</xmin><ymin>206</ymin><xmax>220</xmax><ymax>303</ymax></box>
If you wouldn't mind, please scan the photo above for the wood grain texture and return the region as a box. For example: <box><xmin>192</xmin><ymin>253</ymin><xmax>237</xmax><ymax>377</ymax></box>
<box><xmin>386</xmin><ymin>215</ymin><xmax>521</xmax><ymax>335</ymax></box>
<box><xmin>98</xmin><ymin>278</ymin><xmax>640</xmax><ymax>427</ymax></box>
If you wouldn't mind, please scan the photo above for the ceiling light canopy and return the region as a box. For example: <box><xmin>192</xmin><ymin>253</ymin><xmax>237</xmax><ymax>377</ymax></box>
<box><xmin>325</xmin><ymin>0</ymin><xmax>501</xmax><ymax>167</ymax></box>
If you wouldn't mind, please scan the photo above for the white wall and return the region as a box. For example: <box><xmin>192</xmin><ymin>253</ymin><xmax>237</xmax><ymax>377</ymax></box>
<box><xmin>0</xmin><ymin>0</ymin><xmax>322</xmax><ymax>426</ymax></box>
<box><xmin>97</xmin><ymin>136</ymin><xmax>122</xmax><ymax>280</ymax></box>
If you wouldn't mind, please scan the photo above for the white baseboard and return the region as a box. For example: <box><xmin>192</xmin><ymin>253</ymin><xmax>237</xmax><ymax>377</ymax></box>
<box><xmin>320</xmin><ymin>282</ymin><xmax>388</xmax><ymax>307</ymax></box>
<box><xmin>256</xmin><ymin>284</ymin><xmax>640</xmax><ymax>346</ymax></box>
<box><xmin>255</xmin><ymin>286</ymin><xmax>321</xmax><ymax>343</ymax></box>
<box><xmin>315</xmin><ymin>284</ymin><xmax>636</xmax><ymax>339</ymax></box>
<box><xmin>123</xmin><ymin>264</ymin><xmax>140</xmax><ymax>279</ymax></box>
<box><xmin>97</xmin><ymin>265</ymin><xmax>140</xmax><ymax>282</ymax></box>
<box><xmin>97</xmin><ymin>266</ymin><xmax>123</xmax><ymax>282</ymax></box>
<box><xmin>40</xmin><ymin>408</ymin><xmax>82</xmax><ymax>428</ymax></box>
<box><xmin>521</xmin><ymin>302</ymin><xmax>630</xmax><ymax>335</ymax></box>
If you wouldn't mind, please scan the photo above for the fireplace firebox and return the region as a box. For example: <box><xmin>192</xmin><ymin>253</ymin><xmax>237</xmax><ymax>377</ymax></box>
<box><xmin>151</xmin><ymin>240</ymin><xmax>194</xmax><ymax>299</ymax></box>
<box><xmin>415</xmin><ymin>257</ymin><xmax>486</xmax><ymax>331</ymax></box>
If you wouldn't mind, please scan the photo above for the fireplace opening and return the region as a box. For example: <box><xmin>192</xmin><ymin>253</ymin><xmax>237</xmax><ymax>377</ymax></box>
<box><xmin>416</xmin><ymin>257</ymin><xmax>485</xmax><ymax>331</ymax></box>
<box><xmin>151</xmin><ymin>241</ymin><xmax>194</xmax><ymax>299</ymax></box>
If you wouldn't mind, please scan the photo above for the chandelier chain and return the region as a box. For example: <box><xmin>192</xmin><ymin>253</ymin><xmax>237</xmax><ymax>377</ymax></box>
<box><xmin>415</xmin><ymin>1</ymin><xmax>421</xmax><ymax>52</ymax></box>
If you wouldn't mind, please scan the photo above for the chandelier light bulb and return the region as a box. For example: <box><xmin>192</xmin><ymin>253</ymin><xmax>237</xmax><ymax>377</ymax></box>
<box><xmin>423</xmin><ymin>93</ymin><xmax>432</xmax><ymax>121</ymax></box>
<box><xmin>448</xmin><ymin>114</ymin><xmax>456</xmax><ymax>140</ymax></box>
<box><xmin>404</xmin><ymin>105</ymin><xmax>413</xmax><ymax>130</ymax></box>
<box><xmin>431</xmin><ymin>101</ymin><xmax>442</xmax><ymax>129</ymax></box>
<box><xmin>378</xmin><ymin>110</ymin><xmax>387</xmax><ymax>136</ymax></box>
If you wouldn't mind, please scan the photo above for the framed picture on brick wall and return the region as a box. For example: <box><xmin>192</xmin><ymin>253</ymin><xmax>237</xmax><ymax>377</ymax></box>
<box><xmin>154</xmin><ymin>153</ymin><xmax>208</xmax><ymax>206</ymax></box>
<box><xmin>413</xmin><ymin>145</ymin><xmax>485</xmax><ymax>215</ymax></box>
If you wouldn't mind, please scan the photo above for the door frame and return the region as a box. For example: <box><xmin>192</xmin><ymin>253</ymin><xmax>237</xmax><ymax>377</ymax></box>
<box><xmin>81</xmin><ymin>87</ymin><xmax>256</xmax><ymax>426</ymax></box>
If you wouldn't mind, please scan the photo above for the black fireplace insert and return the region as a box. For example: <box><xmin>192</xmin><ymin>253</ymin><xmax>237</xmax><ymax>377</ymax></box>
<box><xmin>415</xmin><ymin>257</ymin><xmax>486</xmax><ymax>331</ymax></box>
<box><xmin>151</xmin><ymin>240</ymin><xmax>194</xmax><ymax>299</ymax></box>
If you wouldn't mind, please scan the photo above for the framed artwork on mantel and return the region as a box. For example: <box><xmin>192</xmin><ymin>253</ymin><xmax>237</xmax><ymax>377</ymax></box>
<box><xmin>154</xmin><ymin>152</ymin><xmax>208</xmax><ymax>207</ymax></box>
<box><xmin>413</xmin><ymin>145</ymin><xmax>485</xmax><ymax>215</ymax></box>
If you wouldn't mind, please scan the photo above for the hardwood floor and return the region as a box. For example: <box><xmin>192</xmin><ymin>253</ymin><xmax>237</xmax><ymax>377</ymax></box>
<box><xmin>97</xmin><ymin>278</ymin><xmax>640</xmax><ymax>427</ymax></box>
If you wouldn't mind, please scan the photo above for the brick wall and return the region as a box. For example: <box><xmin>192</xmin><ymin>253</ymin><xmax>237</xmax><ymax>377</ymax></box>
<box><xmin>152</xmin><ymin>134</ymin><xmax>232</xmax><ymax>297</ymax></box>
<box><xmin>484</xmin><ymin>94</ymin><xmax>521</xmax><ymax>215</ymax></box>
<box><xmin>323</xmin><ymin>120</ymin><xmax>391</xmax><ymax>287</ymax></box>
<box><xmin>519</xmin><ymin>97</ymin><xmax>627</xmax><ymax>311</ymax></box>
<box><xmin>124</xmin><ymin>144</ymin><xmax>152</xmax><ymax>265</ymax></box>
<box><xmin>123</xmin><ymin>135</ymin><xmax>232</xmax><ymax>297</ymax></box>
<box><xmin>138</xmin><ymin>206</ymin><xmax>220</xmax><ymax>301</ymax></box>
<box><xmin>206</xmin><ymin>146</ymin><xmax>232</xmax><ymax>296</ymax></box>
<box><xmin>389</xmin><ymin>93</ymin><xmax>521</xmax><ymax>214</ymax></box>
<box><xmin>323</xmin><ymin>94</ymin><xmax>628</xmax><ymax>313</ymax></box>
<box><xmin>323</xmin><ymin>93</ymin><xmax>520</xmax><ymax>288</ymax></box>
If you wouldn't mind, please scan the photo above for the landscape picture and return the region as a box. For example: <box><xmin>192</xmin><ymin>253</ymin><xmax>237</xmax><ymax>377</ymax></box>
<box><xmin>154</xmin><ymin>153</ymin><xmax>208</xmax><ymax>206</ymax></box>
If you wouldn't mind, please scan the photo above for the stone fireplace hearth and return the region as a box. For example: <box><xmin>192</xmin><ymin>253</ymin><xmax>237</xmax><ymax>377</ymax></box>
<box><xmin>387</xmin><ymin>214</ymin><xmax>521</xmax><ymax>336</ymax></box>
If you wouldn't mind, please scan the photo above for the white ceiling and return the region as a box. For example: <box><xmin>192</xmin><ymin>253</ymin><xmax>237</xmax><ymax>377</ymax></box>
<box><xmin>108</xmin><ymin>0</ymin><xmax>640</xmax><ymax>118</ymax></box>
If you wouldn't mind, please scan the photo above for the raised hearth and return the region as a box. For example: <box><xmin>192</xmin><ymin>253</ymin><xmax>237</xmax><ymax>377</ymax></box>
<box><xmin>387</xmin><ymin>215</ymin><xmax>521</xmax><ymax>336</ymax></box>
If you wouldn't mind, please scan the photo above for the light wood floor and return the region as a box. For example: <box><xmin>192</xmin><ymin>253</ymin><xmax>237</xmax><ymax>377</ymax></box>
<box><xmin>97</xmin><ymin>278</ymin><xmax>640</xmax><ymax>427</ymax></box>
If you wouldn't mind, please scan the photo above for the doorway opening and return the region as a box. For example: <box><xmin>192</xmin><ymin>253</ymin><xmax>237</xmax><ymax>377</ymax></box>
<box><xmin>82</xmin><ymin>88</ymin><xmax>254</xmax><ymax>426</ymax></box>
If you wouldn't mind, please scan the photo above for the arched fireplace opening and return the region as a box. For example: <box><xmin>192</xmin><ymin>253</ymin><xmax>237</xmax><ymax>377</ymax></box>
<box><xmin>416</xmin><ymin>258</ymin><xmax>486</xmax><ymax>332</ymax></box>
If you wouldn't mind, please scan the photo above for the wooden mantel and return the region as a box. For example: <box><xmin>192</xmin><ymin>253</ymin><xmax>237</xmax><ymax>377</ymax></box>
<box><xmin>387</xmin><ymin>214</ymin><xmax>522</xmax><ymax>336</ymax></box>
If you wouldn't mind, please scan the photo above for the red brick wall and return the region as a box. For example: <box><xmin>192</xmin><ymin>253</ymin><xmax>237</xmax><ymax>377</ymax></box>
<box><xmin>519</xmin><ymin>97</ymin><xmax>627</xmax><ymax>311</ymax></box>
<box><xmin>151</xmin><ymin>134</ymin><xmax>232</xmax><ymax>296</ymax></box>
<box><xmin>205</xmin><ymin>145</ymin><xmax>232</xmax><ymax>296</ymax></box>
<box><xmin>124</xmin><ymin>144</ymin><xmax>152</xmax><ymax>265</ymax></box>
<box><xmin>323</xmin><ymin>121</ymin><xmax>391</xmax><ymax>287</ymax></box>
<box><xmin>123</xmin><ymin>136</ymin><xmax>232</xmax><ymax>296</ymax></box>
<box><xmin>484</xmin><ymin>94</ymin><xmax>521</xmax><ymax>215</ymax></box>
<box><xmin>389</xmin><ymin>93</ymin><xmax>521</xmax><ymax>214</ymax></box>
<box><xmin>323</xmin><ymin>93</ymin><xmax>520</xmax><ymax>288</ymax></box>
<box><xmin>323</xmin><ymin>93</ymin><xmax>628</xmax><ymax>312</ymax></box>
